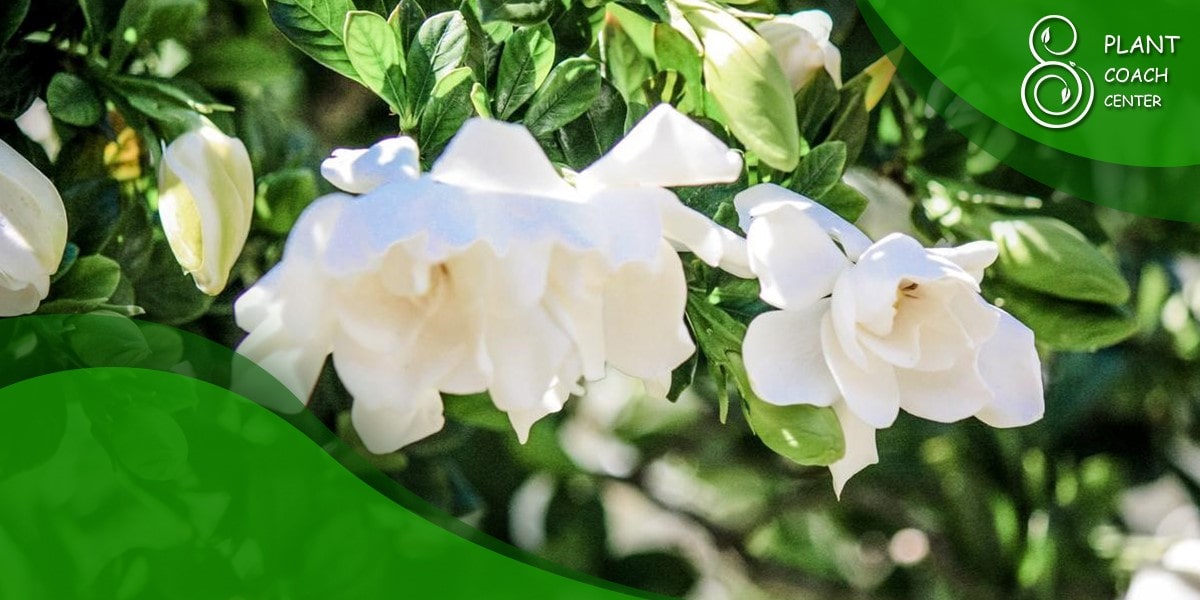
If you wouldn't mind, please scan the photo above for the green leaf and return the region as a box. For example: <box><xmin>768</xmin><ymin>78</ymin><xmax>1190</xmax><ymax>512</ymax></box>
<box><xmin>478</xmin><ymin>0</ymin><xmax>555</xmax><ymax>26</ymax></box>
<box><xmin>556</xmin><ymin>80</ymin><xmax>627</xmax><ymax>169</ymax></box>
<box><xmin>255</xmin><ymin>168</ymin><xmax>320</xmax><ymax>235</ymax></box>
<box><xmin>794</xmin><ymin>71</ymin><xmax>840</xmax><ymax>143</ymax></box>
<box><xmin>443</xmin><ymin>392</ymin><xmax>511</xmax><ymax>431</ymax></box>
<box><xmin>523</xmin><ymin>57</ymin><xmax>600</xmax><ymax>137</ymax></box>
<box><xmin>817</xmin><ymin>182</ymin><xmax>868</xmax><ymax>222</ymax></box>
<box><xmin>679</xmin><ymin>2</ymin><xmax>799</xmax><ymax>171</ymax></box>
<box><xmin>0</xmin><ymin>0</ymin><xmax>29</xmax><ymax>47</ymax></box>
<box><xmin>988</xmin><ymin>282</ymin><xmax>1138</xmax><ymax>352</ymax></box>
<box><xmin>46</xmin><ymin>73</ymin><xmax>104</xmax><ymax>127</ymax></box>
<box><xmin>653</xmin><ymin>23</ymin><xmax>703</xmax><ymax>112</ymax></box>
<box><xmin>387</xmin><ymin>0</ymin><xmax>425</xmax><ymax>51</ymax></box>
<box><xmin>745</xmin><ymin>399</ymin><xmax>845</xmax><ymax>467</ymax></box>
<box><xmin>990</xmin><ymin>217</ymin><xmax>1130</xmax><ymax>306</ymax></box>
<box><xmin>267</xmin><ymin>0</ymin><xmax>360</xmax><ymax>82</ymax></box>
<box><xmin>344</xmin><ymin>10</ymin><xmax>406</xmax><ymax>112</ymax></box>
<box><xmin>602</xmin><ymin>17</ymin><xmax>650</xmax><ymax>103</ymax></box>
<box><xmin>789</xmin><ymin>141</ymin><xmax>846</xmax><ymax>199</ymax></box>
<box><xmin>39</xmin><ymin>255</ymin><xmax>123</xmax><ymax>314</ymax></box>
<box><xmin>109</xmin><ymin>406</ymin><xmax>189</xmax><ymax>481</ymax></box>
<box><xmin>827</xmin><ymin>77</ymin><xmax>870</xmax><ymax>166</ymax></box>
<box><xmin>405</xmin><ymin>11</ymin><xmax>470</xmax><ymax>126</ymax></box>
<box><xmin>469</xmin><ymin>82</ymin><xmax>493</xmax><ymax>118</ymax></box>
<box><xmin>685</xmin><ymin>293</ymin><xmax>844</xmax><ymax>466</ymax></box>
<box><xmin>418</xmin><ymin>67</ymin><xmax>475</xmax><ymax>159</ymax></box>
<box><xmin>493</xmin><ymin>24</ymin><xmax>555</xmax><ymax>119</ymax></box>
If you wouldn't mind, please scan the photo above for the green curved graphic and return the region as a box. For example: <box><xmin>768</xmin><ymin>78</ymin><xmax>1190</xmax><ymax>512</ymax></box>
<box><xmin>860</xmin><ymin>0</ymin><xmax>1200</xmax><ymax>221</ymax></box>
<box><xmin>0</xmin><ymin>315</ymin><xmax>665</xmax><ymax>599</ymax></box>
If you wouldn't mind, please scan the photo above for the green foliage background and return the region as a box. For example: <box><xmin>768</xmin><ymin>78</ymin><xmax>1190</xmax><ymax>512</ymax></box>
<box><xmin>3</xmin><ymin>0</ymin><xmax>1199</xmax><ymax>598</ymax></box>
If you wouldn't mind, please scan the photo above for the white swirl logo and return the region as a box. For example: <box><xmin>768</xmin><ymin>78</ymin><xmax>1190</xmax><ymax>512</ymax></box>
<box><xmin>1021</xmin><ymin>15</ymin><xmax>1095</xmax><ymax>129</ymax></box>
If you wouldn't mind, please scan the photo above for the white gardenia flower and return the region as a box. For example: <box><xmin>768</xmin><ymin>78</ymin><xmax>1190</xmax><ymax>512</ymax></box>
<box><xmin>0</xmin><ymin>138</ymin><xmax>67</xmax><ymax>316</ymax></box>
<box><xmin>756</xmin><ymin>10</ymin><xmax>843</xmax><ymax>91</ymax></box>
<box><xmin>736</xmin><ymin>184</ymin><xmax>1044</xmax><ymax>494</ymax></box>
<box><xmin>1124</xmin><ymin>539</ymin><xmax>1200</xmax><ymax>600</ymax></box>
<box><xmin>158</xmin><ymin>121</ymin><xmax>255</xmax><ymax>295</ymax></box>
<box><xmin>236</xmin><ymin>105</ymin><xmax>750</xmax><ymax>453</ymax></box>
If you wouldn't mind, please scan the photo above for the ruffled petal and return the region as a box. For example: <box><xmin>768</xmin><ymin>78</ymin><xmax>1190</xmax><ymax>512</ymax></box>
<box><xmin>656</xmin><ymin>193</ymin><xmax>752</xmax><ymax>277</ymax></box>
<box><xmin>974</xmin><ymin>307</ymin><xmax>1044</xmax><ymax>427</ymax></box>
<box><xmin>895</xmin><ymin>356</ymin><xmax>991</xmax><ymax>423</ymax></box>
<box><xmin>350</xmin><ymin>386</ymin><xmax>446</xmax><ymax>453</ymax></box>
<box><xmin>484</xmin><ymin>305</ymin><xmax>576</xmax><ymax>442</ymax></box>
<box><xmin>829</xmin><ymin>401</ymin><xmax>877</xmax><ymax>497</ymax></box>
<box><xmin>744</xmin><ymin>302</ymin><xmax>839</xmax><ymax>407</ymax></box>
<box><xmin>321</xmin><ymin>136</ymin><xmax>421</xmax><ymax>194</ymax></box>
<box><xmin>928</xmin><ymin>241</ymin><xmax>999</xmax><ymax>285</ymax></box>
<box><xmin>602</xmin><ymin>242</ymin><xmax>695</xmax><ymax>380</ymax></box>
<box><xmin>745</xmin><ymin>201</ymin><xmax>851</xmax><ymax>309</ymax></box>
<box><xmin>430</xmin><ymin>118</ymin><xmax>574</xmax><ymax>199</ymax></box>
<box><xmin>577</xmin><ymin>104</ymin><xmax>742</xmax><ymax>189</ymax></box>
<box><xmin>735</xmin><ymin>184</ymin><xmax>871</xmax><ymax>260</ymax></box>
<box><xmin>822</xmin><ymin>315</ymin><xmax>899</xmax><ymax>428</ymax></box>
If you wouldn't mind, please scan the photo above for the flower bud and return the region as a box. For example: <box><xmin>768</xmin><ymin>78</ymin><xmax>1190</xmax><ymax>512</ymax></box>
<box><xmin>0</xmin><ymin>139</ymin><xmax>67</xmax><ymax>316</ymax></box>
<box><xmin>158</xmin><ymin>122</ymin><xmax>254</xmax><ymax>295</ymax></box>
<box><xmin>756</xmin><ymin>10</ymin><xmax>843</xmax><ymax>91</ymax></box>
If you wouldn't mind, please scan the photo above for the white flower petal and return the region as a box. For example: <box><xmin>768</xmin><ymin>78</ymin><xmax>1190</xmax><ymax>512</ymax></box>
<box><xmin>788</xmin><ymin>10</ymin><xmax>834</xmax><ymax>41</ymax></box>
<box><xmin>484</xmin><ymin>306</ymin><xmax>576</xmax><ymax>441</ymax></box>
<box><xmin>928</xmin><ymin>241</ymin><xmax>999</xmax><ymax>284</ymax></box>
<box><xmin>829</xmin><ymin>401</ymin><xmax>878</xmax><ymax>497</ymax></box>
<box><xmin>578</xmin><ymin>104</ymin><xmax>742</xmax><ymax>189</ymax></box>
<box><xmin>974</xmin><ymin>307</ymin><xmax>1044</xmax><ymax>427</ymax></box>
<box><xmin>822</xmin><ymin>314</ymin><xmax>900</xmax><ymax>428</ymax></box>
<box><xmin>895</xmin><ymin>356</ymin><xmax>991</xmax><ymax>423</ymax></box>
<box><xmin>431</xmin><ymin>118</ymin><xmax>574</xmax><ymax>199</ymax></box>
<box><xmin>321</xmin><ymin>136</ymin><xmax>420</xmax><ymax>194</ymax></box>
<box><xmin>735</xmin><ymin>184</ymin><xmax>871</xmax><ymax>260</ymax></box>
<box><xmin>656</xmin><ymin>193</ymin><xmax>752</xmax><ymax>277</ymax></box>
<box><xmin>603</xmin><ymin>242</ymin><xmax>695</xmax><ymax>380</ymax></box>
<box><xmin>351</xmin><ymin>387</ymin><xmax>445</xmax><ymax>453</ymax></box>
<box><xmin>744</xmin><ymin>302</ymin><xmax>839</xmax><ymax>407</ymax></box>
<box><xmin>848</xmin><ymin>233</ymin><xmax>977</xmax><ymax>336</ymax></box>
<box><xmin>821</xmin><ymin>41</ymin><xmax>843</xmax><ymax>88</ymax></box>
<box><xmin>0</xmin><ymin>138</ymin><xmax>66</xmax><ymax>279</ymax></box>
<box><xmin>745</xmin><ymin>201</ymin><xmax>851</xmax><ymax>309</ymax></box>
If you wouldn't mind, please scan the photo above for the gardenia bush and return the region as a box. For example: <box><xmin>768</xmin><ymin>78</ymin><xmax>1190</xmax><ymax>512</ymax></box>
<box><xmin>1</xmin><ymin>0</ymin><xmax>1188</xmax><ymax>597</ymax></box>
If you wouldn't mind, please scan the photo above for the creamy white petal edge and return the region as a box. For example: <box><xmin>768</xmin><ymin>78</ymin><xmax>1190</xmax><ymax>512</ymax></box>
<box><xmin>735</xmin><ymin>184</ymin><xmax>1044</xmax><ymax>493</ymax></box>
<box><xmin>236</xmin><ymin>105</ymin><xmax>752</xmax><ymax>453</ymax></box>
<box><xmin>0</xmin><ymin>138</ymin><xmax>67</xmax><ymax>316</ymax></box>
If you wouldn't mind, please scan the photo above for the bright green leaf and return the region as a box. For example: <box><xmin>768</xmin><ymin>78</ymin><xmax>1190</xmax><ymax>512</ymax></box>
<box><xmin>991</xmin><ymin>217</ymin><xmax>1130</xmax><ymax>306</ymax></box>
<box><xmin>344</xmin><ymin>10</ymin><xmax>407</xmax><ymax>112</ymax></box>
<box><xmin>39</xmin><ymin>255</ymin><xmax>123</xmax><ymax>314</ymax></box>
<box><xmin>255</xmin><ymin>169</ymin><xmax>320</xmax><ymax>236</ymax></box>
<box><xmin>988</xmin><ymin>282</ymin><xmax>1138</xmax><ymax>351</ymax></box>
<box><xmin>817</xmin><ymin>182</ymin><xmax>868</xmax><ymax>222</ymax></box>
<box><xmin>602</xmin><ymin>16</ymin><xmax>650</xmax><ymax>103</ymax></box>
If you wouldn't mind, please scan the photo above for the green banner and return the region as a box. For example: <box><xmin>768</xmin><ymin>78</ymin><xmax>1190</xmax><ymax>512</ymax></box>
<box><xmin>0</xmin><ymin>315</ymin><xmax>661</xmax><ymax>599</ymax></box>
<box><xmin>862</xmin><ymin>0</ymin><xmax>1200</xmax><ymax>220</ymax></box>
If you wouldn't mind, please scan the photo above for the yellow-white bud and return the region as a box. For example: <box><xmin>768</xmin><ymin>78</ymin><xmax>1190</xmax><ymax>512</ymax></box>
<box><xmin>0</xmin><ymin>139</ymin><xmax>67</xmax><ymax>316</ymax></box>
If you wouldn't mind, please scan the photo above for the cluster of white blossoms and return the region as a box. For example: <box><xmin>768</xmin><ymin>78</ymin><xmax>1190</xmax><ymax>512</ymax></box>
<box><xmin>237</xmin><ymin>102</ymin><xmax>1045</xmax><ymax>492</ymax></box>
<box><xmin>737</xmin><ymin>185</ymin><xmax>1044</xmax><ymax>493</ymax></box>
<box><xmin>234</xmin><ymin>105</ymin><xmax>752</xmax><ymax>453</ymax></box>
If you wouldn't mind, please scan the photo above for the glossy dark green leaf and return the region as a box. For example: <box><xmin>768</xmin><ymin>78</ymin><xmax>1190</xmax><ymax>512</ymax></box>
<box><xmin>987</xmin><ymin>282</ymin><xmax>1138</xmax><ymax>352</ymax></box>
<box><xmin>817</xmin><ymin>182</ymin><xmax>868</xmax><ymax>222</ymax></box>
<box><xmin>47</xmin><ymin>73</ymin><xmax>104</xmax><ymax>127</ymax></box>
<box><xmin>478</xmin><ymin>0</ymin><xmax>554</xmax><ymax>26</ymax></box>
<box><xmin>794</xmin><ymin>71</ymin><xmax>840</xmax><ymax>143</ymax></box>
<box><xmin>789</xmin><ymin>141</ymin><xmax>846</xmax><ymax>199</ymax></box>
<box><xmin>39</xmin><ymin>255</ymin><xmax>123</xmax><ymax>314</ymax></box>
<box><xmin>556</xmin><ymin>80</ymin><xmax>626</xmax><ymax>169</ymax></box>
<box><xmin>255</xmin><ymin>168</ymin><xmax>320</xmax><ymax>236</ymax></box>
<box><xmin>418</xmin><ymin>67</ymin><xmax>475</xmax><ymax>160</ymax></box>
<box><xmin>494</xmin><ymin>24</ymin><xmax>554</xmax><ymax>119</ymax></box>
<box><xmin>523</xmin><ymin>57</ymin><xmax>600</xmax><ymax>137</ymax></box>
<box><xmin>405</xmin><ymin>11</ymin><xmax>470</xmax><ymax>126</ymax></box>
<box><xmin>267</xmin><ymin>0</ymin><xmax>360</xmax><ymax>81</ymax></box>
<box><xmin>0</xmin><ymin>0</ymin><xmax>29</xmax><ymax>47</ymax></box>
